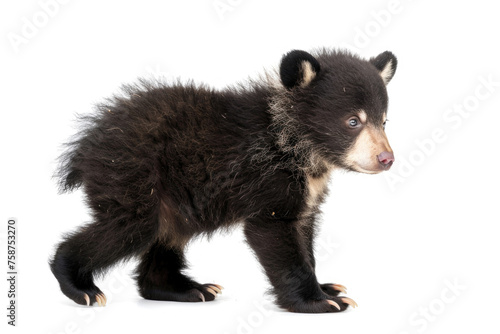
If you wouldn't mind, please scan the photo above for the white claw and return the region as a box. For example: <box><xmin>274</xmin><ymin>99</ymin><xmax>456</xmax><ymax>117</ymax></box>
<box><xmin>83</xmin><ymin>293</ymin><xmax>90</xmax><ymax>306</ymax></box>
<box><xmin>209</xmin><ymin>285</ymin><xmax>222</xmax><ymax>294</ymax></box>
<box><xmin>341</xmin><ymin>297</ymin><xmax>358</xmax><ymax>308</ymax></box>
<box><xmin>327</xmin><ymin>299</ymin><xmax>341</xmax><ymax>311</ymax></box>
<box><xmin>206</xmin><ymin>287</ymin><xmax>217</xmax><ymax>297</ymax></box>
<box><xmin>198</xmin><ymin>292</ymin><xmax>206</xmax><ymax>302</ymax></box>
<box><xmin>332</xmin><ymin>284</ymin><xmax>347</xmax><ymax>294</ymax></box>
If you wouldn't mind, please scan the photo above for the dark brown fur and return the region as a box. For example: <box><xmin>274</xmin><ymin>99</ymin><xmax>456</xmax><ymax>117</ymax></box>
<box><xmin>50</xmin><ymin>49</ymin><xmax>397</xmax><ymax>312</ymax></box>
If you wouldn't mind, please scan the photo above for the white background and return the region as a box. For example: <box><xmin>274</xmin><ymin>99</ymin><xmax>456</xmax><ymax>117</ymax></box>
<box><xmin>1</xmin><ymin>0</ymin><xmax>499</xmax><ymax>333</ymax></box>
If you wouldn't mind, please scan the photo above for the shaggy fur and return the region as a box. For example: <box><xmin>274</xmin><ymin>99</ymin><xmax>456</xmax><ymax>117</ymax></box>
<box><xmin>50</xmin><ymin>48</ymin><xmax>397</xmax><ymax>313</ymax></box>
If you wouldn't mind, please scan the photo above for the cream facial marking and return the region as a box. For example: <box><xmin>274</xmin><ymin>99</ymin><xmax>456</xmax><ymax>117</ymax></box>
<box><xmin>344</xmin><ymin>124</ymin><xmax>393</xmax><ymax>173</ymax></box>
<box><xmin>358</xmin><ymin>110</ymin><xmax>367</xmax><ymax>123</ymax></box>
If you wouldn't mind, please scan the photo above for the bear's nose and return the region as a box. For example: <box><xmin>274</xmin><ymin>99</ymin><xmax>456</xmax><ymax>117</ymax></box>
<box><xmin>377</xmin><ymin>151</ymin><xmax>395</xmax><ymax>169</ymax></box>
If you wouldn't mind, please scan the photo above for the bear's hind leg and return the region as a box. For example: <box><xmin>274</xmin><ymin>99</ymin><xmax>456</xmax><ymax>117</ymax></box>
<box><xmin>135</xmin><ymin>241</ymin><xmax>222</xmax><ymax>302</ymax></box>
<box><xmin>50</xmin><ymin>215</ymin><xmax>158</xmax><ymax>306</ymax></box>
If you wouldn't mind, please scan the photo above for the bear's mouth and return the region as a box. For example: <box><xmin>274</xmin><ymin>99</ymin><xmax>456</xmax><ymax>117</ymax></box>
<box><xmin>349</xmin><ymin>160</ymin><xmax>393</xmax><ymax>174</ymax></box>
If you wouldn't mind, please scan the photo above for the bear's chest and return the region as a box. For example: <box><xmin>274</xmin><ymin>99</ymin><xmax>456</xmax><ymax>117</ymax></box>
<box><xmin>305</xmin><ymin>170</ymin><xmax>332</xmax><ymax>208</ymax></box>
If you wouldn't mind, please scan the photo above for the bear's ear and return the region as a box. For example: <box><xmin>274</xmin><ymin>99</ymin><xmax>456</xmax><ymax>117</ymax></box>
<box><xmin>370</xmin><ymin>51</ymin><xmax>398</xmax><ymax>85</ymax></box>
<box><xmin>280</xmin><ymin>50</ymin><xmax>321</xmax><ymax>89</ymax></box>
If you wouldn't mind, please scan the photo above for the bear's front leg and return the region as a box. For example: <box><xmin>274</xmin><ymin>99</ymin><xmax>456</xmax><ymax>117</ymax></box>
<box><xmin>244</xmin><ymin>217</ymin><xmax>355</xmax><ymax>313</ymax></box>
<box><xmin>300</xmin><ymin>215</ymin><xmax>351</xmax><ymax>299</ymax></box>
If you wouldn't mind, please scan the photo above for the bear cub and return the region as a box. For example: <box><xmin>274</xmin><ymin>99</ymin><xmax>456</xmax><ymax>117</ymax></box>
<box><xmin>51</xmin><ymin>48</ymin><xmax>397</xmax><ymax>313</ymax></box>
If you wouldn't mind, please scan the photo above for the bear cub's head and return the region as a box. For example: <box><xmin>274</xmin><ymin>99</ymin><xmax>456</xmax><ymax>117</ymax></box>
<box><xmin>278</xmin><ymin>49</ymin><xmax>397</xmax><ymax>174</ymax></box>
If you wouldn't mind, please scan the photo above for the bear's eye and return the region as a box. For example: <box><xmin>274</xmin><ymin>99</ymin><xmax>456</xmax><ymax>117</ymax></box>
<box><xmin>383</xmin><ymin>119</ymin><xmax>388</xmax><ymax>129</ymax></box>
<box><xmin>348</xmin><ymin>117</ymin><xmax>360</xmax><ymax>128</ymax></box>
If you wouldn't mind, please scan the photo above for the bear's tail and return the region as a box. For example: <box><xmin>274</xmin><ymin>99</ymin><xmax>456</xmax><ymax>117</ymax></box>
<box><xmin>55</xmin><ymin>114</ymin><xmax>100</xmax><ymax>193</ymax></box>
<box><xmin>56</xmin><ymin>151</ymin><xmax>84</xmax><ymax>193</ymax></box>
